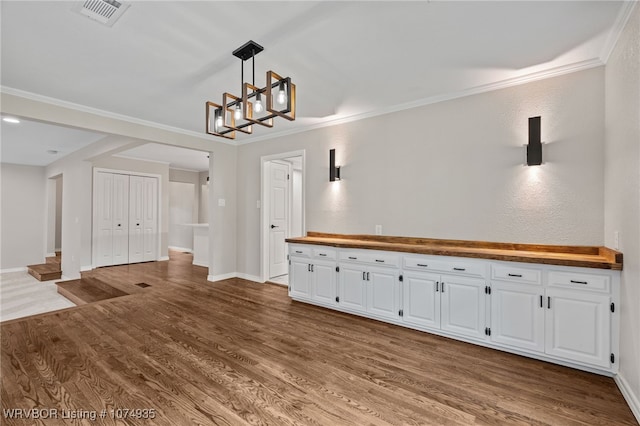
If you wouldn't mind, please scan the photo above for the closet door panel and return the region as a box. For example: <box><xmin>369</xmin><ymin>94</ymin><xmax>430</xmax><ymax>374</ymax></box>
<box><xmin>128</xmin><ymin>176</ymin><xmax>144</xmax><ymax>263</ymax></box>
<box><xmin>143</xmin><ymin>177</ymin><xmax>158</xmax><ymax>261</ymax></box>
<box><xmin>111</xmin><ymin>174</ymin><xmax>130</xmax><ymax>265</ymax></box>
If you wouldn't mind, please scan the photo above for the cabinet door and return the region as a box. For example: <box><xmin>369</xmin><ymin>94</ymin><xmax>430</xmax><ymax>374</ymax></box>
<box><xmin>367</xmin><ymin>267</ymin><xmax>400</xmax><ymax>321</ymax></box>
<box><xmin>312</xmin><ymin>260</ymin><xmax>337</xmax><ymax>306</ymax></box>
<box><xmin>338</xmin><ymin>264</ymin><xmax>367</xmax><ymax>313</ymax></box>
<box><xmin>402</xmin><ymin>271</ymin><xmax>440</xmax><ymax>329</ymax></box>
<box><xmin>491</xmin><ymin>282</ymin><xmax>544</xmax><ymax>353</ymax></box>
<box><xmin>441</xmin><ymin>275</ymin><xmax>486</xmax><ymax>340</ymax></box>
<box><xmin>289</xmin><ymin>258</ymin><xmax>312</xmax><ymax>300</ymax></box>
<box><xmin>545</xmin><ymin>288</ymin><xmax>611</xmax><ymax>368</ymax></box>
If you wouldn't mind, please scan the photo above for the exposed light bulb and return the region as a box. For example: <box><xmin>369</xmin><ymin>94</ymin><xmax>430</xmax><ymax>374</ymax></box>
<box><xmin>277</xmin><ymin>81</ymin><xmax>287</xmax><ymax>105</ymax></box>
<box><xmin>253</xmin><ymin>93</ymin><xmax>263</xmax><ymax>113</ymax></box>
<box><xmin>215</xmin><ymin>111</ymin><xmax>223</xmax><ymax>129</ymax></box>
<box><xmin>234</xmin><ymin>104</ymin><xmax>242</xmax><ymax>120</ymax></box>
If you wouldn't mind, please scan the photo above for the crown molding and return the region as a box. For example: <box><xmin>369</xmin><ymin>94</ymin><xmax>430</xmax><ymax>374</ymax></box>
<box><xmin>0</xmin><ymin>86</ymin><xmax>232</xmax><ymax>145</ymax></box>
<box><xmin>2</xmin><ymin>56</ymin><xmax>606</xmax><ymax>148</ymax></box>
<box><xmin>599</xmin><ymin>1</ymin><xmax>638</xmax><ymax>64</ymax></box>
<box><xmin>234</xmin><ymin>58</ymin><xmax>605</xmax><ymax>145</ymax></box>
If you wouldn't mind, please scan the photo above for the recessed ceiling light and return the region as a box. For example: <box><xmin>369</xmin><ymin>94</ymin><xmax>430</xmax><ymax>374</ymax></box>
<box><xmin>2</xmin><ymin>117</ymin><xmax>20</xmax><ymax>124</ymax></box>
<box><xmin>47</xmin><ymin>150</ymin><xmax>59</xmax><ymax>155</ymax></box>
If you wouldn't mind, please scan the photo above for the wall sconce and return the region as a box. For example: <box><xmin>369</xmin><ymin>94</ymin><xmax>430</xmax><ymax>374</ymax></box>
<box><xmin>526</xmin><ymin>116</ymin><xmax>543</xmax><ymax>166</ymax></box>
<box><xmin>329</xmin><ymin>149</ymin><xmax>341</xmax><ymax>182</ymax></box>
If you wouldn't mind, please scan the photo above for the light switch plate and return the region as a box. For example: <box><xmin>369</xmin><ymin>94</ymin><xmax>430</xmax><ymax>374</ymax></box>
<box><xmin>218</xmin><ymin>198</ymin><xmax>226</xmax><ymax>207</ymax></box>
<box><xmin>614</xmin><ymin>231</ymin><xmax>620</xmax><ymax>250</ymax></box>
<box><xmin>375</xmin><ymin>225</ymin><xmax>382</xmax><ymax>235</ymax></box>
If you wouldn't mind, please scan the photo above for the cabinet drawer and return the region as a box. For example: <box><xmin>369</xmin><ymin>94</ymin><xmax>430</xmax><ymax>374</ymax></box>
<box><xmin>403</xmin><ymin>256</ymin><xmax>438</xmax><ymax>271</ymax></box>
<box><xmin>289</xmin><ymin>246</ymin><xmax>311</xmax><ymax>258</ymax></box>
<box><xmin>491</xmin><ymin>265</ymin><xmax>542</xmax><ymax>285</ymax></box>
<box><xmin>548</xmin><ymin>271</ymin><xmax>610</xmax><ymax>292</ymax></box>
<box><xmin>313</xmin><ymin>247</ymin><xmax>336</xmax><ymax>260</ymax></box>
<box><xmin>443</xmin><ymin>261</ymin><xmax>485</xmax><ymax>278</ymax></box>
<box><xmin>339</xmin><ymin>251</ymin><xmax>399</xmax><ymax>267</ymax></box>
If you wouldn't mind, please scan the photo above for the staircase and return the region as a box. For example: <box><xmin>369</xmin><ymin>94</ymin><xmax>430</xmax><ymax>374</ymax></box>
<box><xmin>27</xmin><ymin>252</ymin><xmax>61</xmax><ymax>281</ymax></box>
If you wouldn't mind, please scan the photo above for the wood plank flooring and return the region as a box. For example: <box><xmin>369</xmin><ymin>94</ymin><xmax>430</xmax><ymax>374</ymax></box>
<box><xmin>1</xmin><ymin>252</ymin><xmax>636</xmax><ymax>425</ymax></box>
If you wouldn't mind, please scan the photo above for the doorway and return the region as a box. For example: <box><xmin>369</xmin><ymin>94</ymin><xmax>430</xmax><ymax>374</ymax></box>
<box><xmin>261</xmin><ymin>150</ymin><xmax>305</xmax><ymax>284</ymax></box>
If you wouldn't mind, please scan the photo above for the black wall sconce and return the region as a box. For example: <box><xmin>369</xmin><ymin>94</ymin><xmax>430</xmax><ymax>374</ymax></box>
<box><xmin>527</xmin><ymin>116</ymin><xmax>542</xmax><ymax>166</ymax></box>
<box><xmin>329</xmin><ymin>149</ymin><xmax>341</xmax><ymax>181</ymax></box>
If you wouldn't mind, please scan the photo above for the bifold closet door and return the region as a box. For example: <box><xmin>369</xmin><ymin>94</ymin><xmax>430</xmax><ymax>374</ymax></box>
<box><xmin>129</xmin><ymin>176</ymin><xmax>159</xmax><ymax>263</ymax></box>
<box><xmin>95</xmin><ymin>172</ymin><xmax>130</xmax><ymax>267</ymax></box>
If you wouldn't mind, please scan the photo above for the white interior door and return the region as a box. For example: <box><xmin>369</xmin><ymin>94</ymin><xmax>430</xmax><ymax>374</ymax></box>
<box><xmin>269</xmin><ymin>161</ymin><xmax>290</xmax><ymax>278</ymax></box>
<box><xmin>143</xmin><ymin>176</ymin><xmax>159</xmax><ymax>261</ymax></box>
<box><xmin>111</xmin><ymin>173</ymin><xmax>130</xmax><ymax>266</ymax></box>
<box><xmin>129</xmin><ymin>175</ymin><xmax>144</xmax><ymax>263</ymax></box>
<box><xmin>95</xmin><ymin>172</ymin><xmax>114</xmax><ymax>267</ymax></box>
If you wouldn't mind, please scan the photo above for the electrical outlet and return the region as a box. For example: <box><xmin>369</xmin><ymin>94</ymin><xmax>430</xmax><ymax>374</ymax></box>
<box><xmin>375</xmin><ymin>225</ymin><xmax>382</xmax><ymax>235</ymax></box>
<box><xmin>614</xmin><ymin>231</ymin><xmax>620</xmax><ymax>250</ymax></box>
<box><xmin>218</xmin><ymin>198</ymin><xmax>226</xmax><ymax>207</ymax></box>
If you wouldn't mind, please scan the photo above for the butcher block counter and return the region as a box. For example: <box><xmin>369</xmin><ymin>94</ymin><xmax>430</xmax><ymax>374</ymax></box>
<box><xmin>286</xmin><ymin>232</ymin><xmax>623</xmax><ymax>270</ymax></box>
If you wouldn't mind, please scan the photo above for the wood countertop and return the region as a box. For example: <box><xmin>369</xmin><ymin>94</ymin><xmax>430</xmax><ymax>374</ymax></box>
<box><xmin>286</xmin><ymin>232</ymin><xmax>623</xmax><ymax>270</ymax></box>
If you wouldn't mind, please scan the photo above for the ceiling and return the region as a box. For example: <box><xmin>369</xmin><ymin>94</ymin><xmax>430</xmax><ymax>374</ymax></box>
<box><xmin>0</xmin><ymin>1</ymin><xmax>633</xmax><ymax>162</ymax></box>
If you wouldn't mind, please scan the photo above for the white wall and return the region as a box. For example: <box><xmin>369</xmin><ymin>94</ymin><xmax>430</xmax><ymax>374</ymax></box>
<box><xmin>604</xmin><ymin>4</ymin><xmax>640</xmax><ymax>421</ymax></box>
<box><xmin>0</xmin><ymin>164</ymin><xmax>47</xmax><ymax>270</ymax></box>
<box><xmin>236</xmin><ymin>67</ymin><xmax>606</xmax><ymax>278</ymax></box>
<box><xmin>55</xmin><ymin>175</ymin><xmax>62</xmax><ymax>250</ymax></box>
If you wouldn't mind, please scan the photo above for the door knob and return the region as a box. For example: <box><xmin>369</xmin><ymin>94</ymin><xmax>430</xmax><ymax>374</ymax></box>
<box><xmin>271</xmin><ymin>224</ymin><xmax>278</xmax><ymax>229</ymax></box>
<box><xmin>137</xmin><ymin>223</ymin><xmax>140</xmax><ymax>226</ymax></box>
<box><xmin>117</xmin><ymin>224</ymin><xmax>121</xmax><ymax>227</ymax></box>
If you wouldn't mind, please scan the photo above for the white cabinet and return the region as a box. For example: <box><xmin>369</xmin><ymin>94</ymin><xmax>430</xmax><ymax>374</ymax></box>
<box><xmin>490</xmin><ymin>281</ymin><xmax>545</xmax><ymax>353</ymax></box>
<box><xmin>289</xmin><ymin>248</ymin><xmax>337</xmax><ymax>307</ymax></box>
<box><xmin>338</xmin><ymin>264</ymin><xmax>368</xmax><ymax>313</ymax></box>
<box><xmin>440</xmin><ymin>275</ymin><xmax>487</xmax><ymax>340</ymax></box>
<box><xmin>367</xmin><ymin>267</ymin><xmax>401</xmax><ymax>321</ymax></box>
<box><xmin>311</xmin><ymin>261</ymin><xmax>338</xmax><ymax>306</ymax></box>
<box><xmin>289</xmin><ymin>257</ymin><xmax>313</xmax><ymax>301</ymax></box>
<box><xmin>545</xmin><ymin>288</ymin><xmax>611</xmax><ymax>368</ymax></box>
<box><xmin>489</xmin><ymin>264</ymin><xmax>615</xmax><ymax>370</ymax></box>
<box><xmin>402</xmin><ymin>271</ymin><xmax>440</xmax><ymax>329</ymax></box>
<box><xmin>288</xmin><ymin>244</ymin><xmax>619</xmax><ymax>374</ymax></box>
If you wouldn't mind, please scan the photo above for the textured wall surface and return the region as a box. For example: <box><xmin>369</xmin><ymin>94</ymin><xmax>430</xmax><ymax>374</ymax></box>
<box><xmin>237</xmin><ymin>67</ymin><xmax>606</xmax><ymax>278</ymax></box>
<box><xmin>604</xmin><ymin>4</ymin><xmax>640</xmax><ymax>420</ymax></box>
<box><xmin>0</xmin><ymin>164</ymin><xmax>46</xmax><ymax>270</ymax></box>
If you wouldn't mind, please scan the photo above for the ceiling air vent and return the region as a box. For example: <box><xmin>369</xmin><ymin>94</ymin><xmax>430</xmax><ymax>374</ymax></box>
<box><xmin>73</xmin><ymin>0</ymin><xmax>130</xmax><ymax>27</ymax></box>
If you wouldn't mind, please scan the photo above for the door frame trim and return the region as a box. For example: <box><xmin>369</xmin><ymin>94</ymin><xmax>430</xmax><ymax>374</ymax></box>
<box><xmin>260</xmin><ymin>150</ymin><xmax>306</xmax><ymax>283</ymax></box>
<box><xmin>91</xmin><ymin>167</ymin><xmax>162</xmax><ymax>269</ymax></box>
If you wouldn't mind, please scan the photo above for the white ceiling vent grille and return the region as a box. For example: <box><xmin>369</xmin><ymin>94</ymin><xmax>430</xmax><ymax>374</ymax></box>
<box><xmin>73</xmin><ymin>0</ymin><xmax>130</xmax><ymax>27</ymax></box>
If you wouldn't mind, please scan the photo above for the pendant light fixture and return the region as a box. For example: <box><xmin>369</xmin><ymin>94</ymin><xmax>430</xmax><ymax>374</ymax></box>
<box><xmin>206</xmin><ymin>40</ymin><xmax>296</xmax><ymax>140</ymax></box>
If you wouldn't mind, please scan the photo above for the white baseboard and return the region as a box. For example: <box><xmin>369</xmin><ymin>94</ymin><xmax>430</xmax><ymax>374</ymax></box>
<box><xmin>206</xmin><ymin>272</ymin><xmax>264</xmax><ymax>283</ymax></box>
<box><xmin>193</xmin><ymin>260</ymin><xmax>208</xmax><ymax>267</ymax></box>
<box><xmin>168</xmin><ymin>246</ymin><xmax>193</xmax><ymax>253</ymax></box>
<box><xmin>207</xmin><ymin>272</ymin><xmax>237</xmax><ymax>282</ymax></box>
<box><xmin>236</xmin><ymin>273</ymin><xmax>264</xmax><ymax>283</ymax></box>
<box><xmin>615</xmin><ymin>373</ymin><xmax>640</xmax><ymax>424</ymax></box>
<box><xmin>158</xmin><ymin>256</ymin><xmax>170</xmax><ymax>261</ymax></box>
<box><xmin>46</xmin><ymin>252</ymin><xmax>56</xmax><ymax>258</ymax></box>
<box><xmin>80</xmin><ymin>265</ymin><xmax>92</xmax><ymax>272</ymax></box>
<box><xmin>0</xmin><ymin>267</ymin><xmax>27</xmax><ymax>274</ymax></box>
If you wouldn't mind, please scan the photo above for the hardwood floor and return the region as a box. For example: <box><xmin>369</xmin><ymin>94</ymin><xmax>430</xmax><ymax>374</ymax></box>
<box><xmin>1</xmin><ymin>252</ymin><xmax>636</xmax><ymax>425</ymax></box>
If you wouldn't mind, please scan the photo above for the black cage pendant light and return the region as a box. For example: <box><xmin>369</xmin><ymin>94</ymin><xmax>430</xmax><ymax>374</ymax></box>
<box><xmin>206</xmin><ymin>40</ymin><xmax>296</xmax><ymax>140</ymax></box>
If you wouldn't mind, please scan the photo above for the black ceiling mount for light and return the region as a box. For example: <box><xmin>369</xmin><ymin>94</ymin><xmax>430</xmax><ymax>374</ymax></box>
<box><xmin>329</xmin><ymin>149</ymin><xmax>341</xmax><ymax>182</ymax></box>
<box><xmin>206</xmin><ymin>40</ymin><xmax>296</xmax><ymax>140</ymax></box>
<box><xmin>527</xmin><ymin>116</ymin><xmax>542</xmax><ymax>166</ymax></box>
